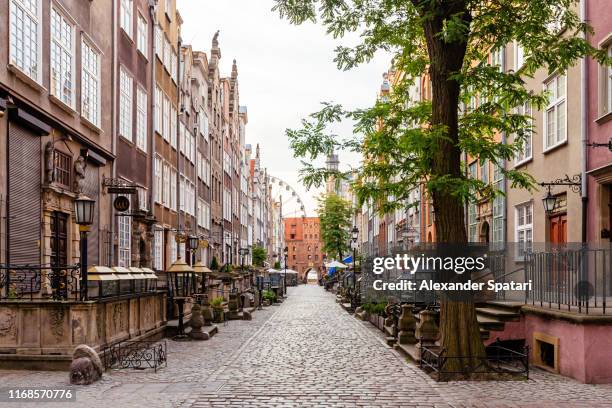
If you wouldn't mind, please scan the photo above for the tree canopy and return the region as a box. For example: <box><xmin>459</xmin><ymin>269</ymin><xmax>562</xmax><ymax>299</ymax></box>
<box><xmin>252</xmin><ymin>245</ymin><xmax>267</xmax><ymax>267</ymax></box>
<box><xmin>317</xmin><ymin>193</ymin><xmax>354</xmax><ymax>260</ymax></box>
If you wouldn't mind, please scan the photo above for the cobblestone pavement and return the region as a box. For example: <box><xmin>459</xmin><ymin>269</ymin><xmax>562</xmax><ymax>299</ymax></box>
<box><xmin>2</xmin><ymin>285</ymin><xmax>612</xmax><ymax>407</ymax></box>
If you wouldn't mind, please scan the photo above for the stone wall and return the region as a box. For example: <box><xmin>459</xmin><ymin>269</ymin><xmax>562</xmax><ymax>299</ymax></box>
<box><xmin>0</xmin><ymin>292</ymin><xmax>167</xmax><ymax>370</ymax></box>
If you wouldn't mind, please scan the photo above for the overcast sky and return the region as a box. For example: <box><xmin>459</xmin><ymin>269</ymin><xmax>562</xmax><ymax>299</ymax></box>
<box><xmin>179</xmin><ymin>0</ymin><xmax>390</xmax><ymax>216</ymax></box>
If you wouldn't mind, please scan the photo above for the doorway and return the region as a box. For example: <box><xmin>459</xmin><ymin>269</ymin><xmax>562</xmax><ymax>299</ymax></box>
<box><xmin>548</xmin><ymin>214</ymin><xmax>567</xmax><ymax>244</ymax></box>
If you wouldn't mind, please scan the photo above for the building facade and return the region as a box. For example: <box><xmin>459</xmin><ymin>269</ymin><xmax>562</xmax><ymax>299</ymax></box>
<box><xmin>284</xmin><ymin>217</ymin><xmax>324</xmax><ymax>280</ymax></box>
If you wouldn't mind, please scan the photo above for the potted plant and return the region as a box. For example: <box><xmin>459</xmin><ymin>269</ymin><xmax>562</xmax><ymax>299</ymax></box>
<box><xmin>211</xmin><ymin>296</ymin><xmax>225</xmax><ymax>323</ymax></box>
<box><xmin>262</xmin><ymin>289</ymin><xmax>276</xmax><ymax>306</ymax></box>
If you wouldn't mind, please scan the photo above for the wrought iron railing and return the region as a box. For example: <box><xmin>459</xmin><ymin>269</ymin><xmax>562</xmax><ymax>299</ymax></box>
<box><xmin>103</xmin><ymin>340</ymin><xmax>167</xmax><ymax>372</ymax></box>
<box><xmin>419</xmin><ymin>340</ymin><xmax>529</xmax><ymax>380</ymax></box>
<box><xmin>0</xmin><ymin>264</ymin><xmax>81</xmax><ymax>301</ymax></box>
<box><xmin>525</xmin><ymin>246</ymin><xmax>612</xmax><ymax>314</ymax></box>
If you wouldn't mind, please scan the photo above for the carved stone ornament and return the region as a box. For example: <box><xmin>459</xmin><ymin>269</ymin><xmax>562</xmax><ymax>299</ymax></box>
<box><xmin>0</xmin><ymin>310</ymin><xmax>17</xmax><ymax>339</ymax></box>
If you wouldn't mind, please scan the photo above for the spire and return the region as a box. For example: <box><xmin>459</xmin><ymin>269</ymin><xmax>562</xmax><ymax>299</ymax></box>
<box><xmin>211</xmin><ymin>30</ymin><xmax>221</xmax><ymax>61</ymax></box>
<box><xmin>231</xmin><ymin>59</ymin><xmax>238</xmax><ymax>80</ymax></box>
<box><xmin>256</xmin><ymin>143</ymin><xmax>260</xmax><ymax>159</ymax></box>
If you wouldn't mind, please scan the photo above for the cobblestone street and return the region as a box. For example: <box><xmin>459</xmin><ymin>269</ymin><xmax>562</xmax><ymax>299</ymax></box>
<box><xmin>2</xmin><ymin>285</ymin><xmax>612</xmax><ymax>407</ymax></box>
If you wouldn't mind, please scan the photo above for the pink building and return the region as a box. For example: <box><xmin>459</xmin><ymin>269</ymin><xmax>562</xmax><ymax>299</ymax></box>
<box><xmin>586</xmin><ymin>0</ymin><xmax>612</xmax><ymax>244</ymax></box>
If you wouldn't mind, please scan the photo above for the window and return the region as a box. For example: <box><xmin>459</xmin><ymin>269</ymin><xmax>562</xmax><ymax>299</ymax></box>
<box><xmin>163</xmin><ymin>162</ymin><xmax>170</xmax><ymax>207</ymax></box>
<box><xmin>170</xmin><ymin>167</ymin><xmax>177</xmax><ymax>211</ymax></box>
<box><xmin>171</xmin><ymin>50</ymin><xmax>177</xmax><ymax>82</ymax></box>
<box><xmin>544</xmin><ymin>73</ymin><xmax>567</xmax><ymax>150</ymax></box>
<box><xmin>137</xmin><ymin>14</ymin><xmax>147</xmax><ymax>57</ymax></box>
<box><xmin>162</xmin><ymin>94</ymin><xmax>170</xmax><ymax>142</ymax></box>
<box><xmin>118</xmin><ymin>197</ymin><xmax>131</xmax><ymax>267</ymax></box>
<box><xmin>480</xmin><ymin>159</ymin><xmax>488</xmax><ymax>184</ymax></box>
<box><xmin>119</xmin><ymin>67</ymin><xmax>133</xmax><ymax>141</ymax></box>
<box><xmin>138</xmin><ymin>187</ymin><xmax>148</xmax><ymax>211</ymax></box>
<box><xmin>607</xmin><ymin>45</ymin><xmax>612</xmax><ymax>114</ymax></box>
<box><xmin>492</xmin><ymin>164</ymin><xmax>504</xmax><ymax>244</ymax></box>
<box><xmin>179</xmin><ymin>175</ymin><xmax>185</xmax><ymax>212</ymax></box>
<box><xmin>190</xmin><ymin>132</ymin><xmax>196</xmax><ymax>163</ymax></box>
<box><xmin>170</xmin><ymin>234</ymin><xmax>177</xmax><ymax>263</ymax></box>
<box><xmin>50</xmin><ymin>7</ymin><xmax>74</xmax><ymax>107</ymax></box>
<box><xmin>53</xmin><ymin>150</ymin><xmax>71</xmax><ymax>188</ymax></box>
<box><xmin>154</xmin><ymin>155</ymin><xmax>162</xmax><ymax>203</ymax></box>
<box><xmin>468</xmin><ymin>161</ymin><xmax>477</xmax><ymax>179</ymax></box>
<box><xmin>136</xmin><ymin>86</ymin><xmax>147</xmax><ymax>151</ymax></box>
<box><xmin>165</xmin><ymin>0</ymin><xmax>172</xmax><ymax>20</ymax></box>
<box><xmin>154</xmin><ymin>86</ymin><xmax>162</xmax><ymax>134</ymax></box>
<box><xmin>514</xmin><ymin>103</ymin><xmax>532</xmax><ymax>164</ymax></box>
<box><xmin>120</xmin><ymin>0</ymin><xmax>133</xmax><ymax>37</ymax></box>
<box><xmin>170</xmin><ymin>106</ymin><xmax>177</xmax><ymax>148</ymax></box>
<box><xmin>9</xmin><ymin>0</ymin><xmax>41</xmax><ymax>81</ymax></box>
<box><xmin>154</xmin><ymin>24</ymin><xmax>162</xmax><ymax>59</ymax></box>
<box><xmin>81</xmin><ymin>39</ymin><xmax>100</xmax><ymax>127</ymax></box>
<box><xmin>490</xmin><ymin>47</ymin><xmax>503</xmax><ymax>71</ymax></box>
<box><xmin>468</xmin><ymin>203</ymin><xmax>478</xmax><ymax>242</ymax></box>
<box><xmin>163</xmin><ymin>36</ymin><xmax>171</xmax><ymax>71</ymax></box>
<box><xmin>154</xmin><ymin>228</ymin><xmax>163</xmax><ymax>270</ymax></box>
<box><xmin>515</xmin><ymin>202</ymin><xmax>533</xmax><ymax>258</ymax></box>
<box><xmin>515</xmin><ymin>41</ymin><xmax>524</xmax><ymax>71</ymax></box>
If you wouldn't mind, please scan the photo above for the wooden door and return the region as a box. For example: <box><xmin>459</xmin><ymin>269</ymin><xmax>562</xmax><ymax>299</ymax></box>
<box><xmin>549</xmin><ymin>214</ymin><xmax>567</xmax><ymax>244</ymax></box>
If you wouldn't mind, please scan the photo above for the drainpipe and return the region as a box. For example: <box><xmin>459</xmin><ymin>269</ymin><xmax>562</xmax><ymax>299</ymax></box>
<box><xmin>580</xmin><ymin>0</ymin><xmax>588</xmax><ymax>244</ymax></box>
<box><xmin>110</xmin><ymin>0</ymin><xmax>119</xmax><ymax>266</ymax></box>
<box><xmin>149</xmin><ymin>1</ymin><xmax>157</xmax><ymax>214</ymax></box>
<box><xmin>501</xmin><ymin>46</ymin><xmax>508</xmax><ymax>248</ymax></box>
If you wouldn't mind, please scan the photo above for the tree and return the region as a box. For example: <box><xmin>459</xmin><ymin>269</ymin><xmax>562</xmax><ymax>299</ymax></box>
<box><xmin>274</xmin><ymin>0</ymin><xmax>609</xmax><ymax>373</ymax></box>
<box><xmin>317</xmin><ymin>193</ymin><xmax>353</xmax><ymax>260</ymax></box>
<box><xmin>210</xmin><ymin>256</ymin><xmax>219</xmax><ymax>271</ymax></box>
<box><xmin>252</xmin><ymin>245</ymin><xmax>267</xmax><ymax>267</ymax></box>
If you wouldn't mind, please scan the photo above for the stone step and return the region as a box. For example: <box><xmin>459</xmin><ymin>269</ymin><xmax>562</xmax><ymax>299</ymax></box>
<box><xmin>476</xmin><ymin>307</ymin><xmax>520</xmax><ymax>322</ymax></box>
<box><xmin>476</xmin><ymin>315</ymin><xmax>505</xmax><ymax>331</ymax></box>
<box><xmin>480</xmin><ymin>328</ymin><xmax>490</xmax><ymax>340</ymax></box>
<box><xmin>482</xmin><ymin>300</ymin><xmax>525</xmax><ymax>312</ymax></box>
<box><xmin>395</xmin><ymin>342</ymin><xmax>420</xmax><ymax>362</ymax></box>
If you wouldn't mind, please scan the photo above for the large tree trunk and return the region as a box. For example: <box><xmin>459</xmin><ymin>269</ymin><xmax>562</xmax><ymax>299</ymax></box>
<box><xmin>420</xmin><ymin>0</ymin><xmax>486</xmax><ymax>373</ymax></box>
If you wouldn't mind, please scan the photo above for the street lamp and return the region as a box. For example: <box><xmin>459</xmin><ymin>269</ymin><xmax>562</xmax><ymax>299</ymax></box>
<box><xmin>74</xmin><ymin>195</ymin><xmax>95</xmax><ymax>301</ymax></box>
<box><xmin>542</xmin><ymin>188</ymin><xmax>557</xmax><ymax>215</ymax></box>
<box><xmin>351</xmin><ymin>226</ymin><xmax>359</xmax><ymax>308</ymax></box>
<box><xmin>167</xmin><ymin>258</ymin><xmax>194</xmax><ymax>339</ymax></box>
<box><xmin>188</xmin><ymin>235</ymin><xmax>199</xmax><ymax>265</ymax></box>
<box><xmin>283</xmin><ymin>246</ymin><xmax>289</xmax><ymax>295</ymax></box>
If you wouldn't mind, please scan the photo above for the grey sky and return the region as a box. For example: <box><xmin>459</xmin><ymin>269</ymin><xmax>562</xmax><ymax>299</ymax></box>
<box><xmin>179</xmin><ymin>0</ymin><xmax>389</xmax><ymax>216</ymax></box>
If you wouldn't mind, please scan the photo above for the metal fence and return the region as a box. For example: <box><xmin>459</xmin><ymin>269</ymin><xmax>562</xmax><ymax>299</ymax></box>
<box><xmin>525</xmin><ymin>246</ymin><xmax>612</xmax><ymax>314</ymax></box>
<box><xmin>0</xmin><ymin>264</ymin><xmax>81</xmax><ymax>300</ymax></box>
<box><xmin>358</xmin><ymin>243</ymin><xmax>612</xmax><ymax>315</ymax></box>
<box><xmin>103</xmin><ymin>340</ymin><xmax>167</xmax><ymax>372</ymax></box>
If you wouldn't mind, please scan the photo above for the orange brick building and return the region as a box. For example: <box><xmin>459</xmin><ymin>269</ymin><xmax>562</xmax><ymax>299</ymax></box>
<box><xmin>284</xmin><ymin>217</ymin><xmax>325</xmax><ymax>281</ymax></box>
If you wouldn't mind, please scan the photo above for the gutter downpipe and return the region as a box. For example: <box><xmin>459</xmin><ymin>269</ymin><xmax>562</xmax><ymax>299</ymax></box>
<box><xmin>110</xmin><ymin>0</ymin><xmax>118</xmax><ymax>265</ymax></box>
<box><xmin>580</xmin><ymin>0</ymin><xmax>588</xmax><ymax>245</ymax></box>
<box><xmin>149</xmin><ymin>1</ymin><xmax>157</xmax><ymax>215</ymax></box>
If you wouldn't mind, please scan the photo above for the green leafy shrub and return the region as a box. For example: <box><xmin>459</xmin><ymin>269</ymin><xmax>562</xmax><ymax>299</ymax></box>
<box><xmin>211</xmin><ymin>296</ymin><xmax>225</xmax><ymax>308</ymax></box>
<box><xmin>262</xmin><ymin>290</ymin><xmax>277</xmax><ymax>302</ymax></box>
<box><xmin>361</xmin><ymin>301</ymin><xmax>387</xmax><ymax>316</ymax></box>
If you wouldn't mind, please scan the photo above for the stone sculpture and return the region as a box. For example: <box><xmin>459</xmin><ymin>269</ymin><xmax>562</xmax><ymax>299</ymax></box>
<box><xmin>69</xmin><ymin>344</ymin><xmax>103</xmax><ymax>385</ymax></box>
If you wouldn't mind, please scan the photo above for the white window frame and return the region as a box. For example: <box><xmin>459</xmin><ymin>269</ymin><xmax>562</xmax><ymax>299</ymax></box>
<box><xmin>137</xmin><ymin>187</ymin><xmax>148</xmax><ymax>211</ymax></box>
<box><xmin>170</xmin><ymin>167</ymin><xmax>177</xmax><ymax>211</ymax></box>
<box><xmin>120</xmin><ymin>0</ymin><xmax>133</xmax><ymax>39</ymax></box>
<box><xmin>514</xmin><ymin>41</ymin><xmax>525</xmax><ymax>71</ymax></box>
<box><xmin>136</xmin><ymin>86</ymin><xmax>147</xmax><ymax>152</ymax></box>
<box><xmin>163</xmin><ymin>162</ymin><xmax>170</xmax><ymax>207</ymax></box>
<box><xmin>154</xmin><ymin>228</ymin><xmax>163</xmax><ymax>270</ymax></box>
<box><xmin>154</xmin><ymin>155</ymin><xmax>162</xmax><ymax>203</ymax></box>
<box><xmin>119</xmin><ymin>66</ymin><xmax>133</xmax><ymax>141</ymax></box>
<box><xmin>50</xmin><ymin>6</ymin><xmax>75</xmax><ymax>108</ymax></box>
<box><xmin>514</xmin><ymin>103</ymin><xmax>532</xmax><ymax>166</ymax></box>
<box><xmin>81</xmin><ymin>37</ymin><xmax>101</xmax><ymax>128</ymax></box>
<box><xmin>137</xmin><ymin>13</ymin><xmax>147</xmax><ymax>58</ymax></box>
<box><xmin>170</xmin><ymin>105</ymin><xmax>177</xmax><ymax>148</ymax></box>
<box><xmin>607</xmin><ymin>46</ymin><xmax>612</xmax><ymax>114</ymax></box>
<box><xmin>154</xmin><ymin>24</ymin><xmax>162</xmax><ymax>60</ymax></box>
<box><xmin>154</xmin><ymin>85</ymin><xmax>162</xmax><ymax>134</ymax></box>
<box><xmin>515</xmin><ymin>202</ymin><xmax>533</xmax><ymax>259</ymax></box>
<box><xmin>162</xmin><ymin>94</ymin><xmax>170</xmax><ymax>142</ymax></box>
<box><xmin>118</xmin><ymin>196</ymin><xmax>132</xmax><ymax>267</ymax></box>
<box><xmin>543</xmin><ymin>73</ymin><xmax>567</xmax><ymax>151</ymax></box>
<box><xmin>9</xmin><ymin>0</ymin><xmax>42</xmax><ymax>83</ymax></box>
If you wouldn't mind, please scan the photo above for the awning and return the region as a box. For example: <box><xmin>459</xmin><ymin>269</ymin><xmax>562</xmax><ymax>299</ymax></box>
<box><xmin>112</xmin><ymin>266</ymin><xmax>135</xmax><ymax>280</ymax></box>
<box><xmin>128</xmin><ymin>267</ymin><xmax>148</xmax><ymax>279</ymax></box>
<box><xmin>141</xmin><ymin>267</ymin><xmax>159</xmax><ymax>279</ymax></box>
<box><xmin>343</xmin><ymin>255</ymin><xmax>353</xmax><ymax>264</ymax></box>
<box><xmin>87</xmin><ymin>265</ymin><xmax>118</xmax><ymax>281</ymax></box>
